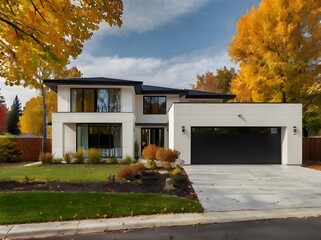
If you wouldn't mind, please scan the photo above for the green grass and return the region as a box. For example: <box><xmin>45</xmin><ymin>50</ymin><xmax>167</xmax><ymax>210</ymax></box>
<box><xmin>0</xmin><ymin>192</ymin><xmax>204</xmax><ymax>224</ymax></box>
<box><xmin>0</xmin><ymin>165</ymin><xmax>123</xmax><ymax>182</ymax></box>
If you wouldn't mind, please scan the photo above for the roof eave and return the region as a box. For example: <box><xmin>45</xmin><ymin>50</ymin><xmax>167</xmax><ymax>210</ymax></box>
<box><xmin>43</xmin><ymin>79</ymin><xmax>143</xmax><ymax>93</ymax></box>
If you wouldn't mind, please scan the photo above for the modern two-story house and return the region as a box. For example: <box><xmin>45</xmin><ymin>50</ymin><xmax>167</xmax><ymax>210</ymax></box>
<box><xmin>44</xmin><ymin>77</ymin><xmax>302</xmax><ymax>165</ymax></box>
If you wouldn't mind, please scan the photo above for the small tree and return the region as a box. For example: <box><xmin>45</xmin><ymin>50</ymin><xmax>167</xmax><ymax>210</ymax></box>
<box><xmin>142</xmin><ymin>144</ymin><xmax>159</xmax><ymax>161</ymax></box>
<box><xmin>156</xmin><ymin>148</ymin><xmax>180</xmax><ymax>164</ymax></box>
<box><xmin>7</xmin><ymin>96</ymin><xmax>22</xmax><ymax>135</ymax></box>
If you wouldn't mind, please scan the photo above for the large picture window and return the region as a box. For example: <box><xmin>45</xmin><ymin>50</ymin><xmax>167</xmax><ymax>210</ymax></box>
<box><xmin>77</xmin><ymin>123</ymin><xmax>122</xmax><ymax>158</ymax></box>
<box><xmin>143</xmin><ymin>96</ymin><xmax>166</xmax><ymax>114</ymax></box>
<box><xmin>71</xmin><ymin>88</ymin><xmax>121</xmax><ymax>112</ymax></box>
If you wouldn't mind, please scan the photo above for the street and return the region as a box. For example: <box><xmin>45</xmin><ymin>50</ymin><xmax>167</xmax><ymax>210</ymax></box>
<box><xmin>35</xmin><ymin>217</ymin><xmax>321</xmax><ymax>240</ymax></box>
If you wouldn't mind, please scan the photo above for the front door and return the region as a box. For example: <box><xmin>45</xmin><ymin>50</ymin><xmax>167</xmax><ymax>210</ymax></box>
<box><xmin>141</xmin><ymin>128</ymin><xmax>164</xmax><ymax>152</ymax></box>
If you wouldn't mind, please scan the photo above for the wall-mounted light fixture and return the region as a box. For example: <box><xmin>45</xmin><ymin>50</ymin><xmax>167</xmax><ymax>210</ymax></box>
<box><xmin>293</xmin><ymin>126</ymin><xmax>297</xmax><ymax>135</ymax></box>
<box><xmin>182</xmin><ymin>126</ymin><xmax>186</xmax><ymax>135</ymax></box>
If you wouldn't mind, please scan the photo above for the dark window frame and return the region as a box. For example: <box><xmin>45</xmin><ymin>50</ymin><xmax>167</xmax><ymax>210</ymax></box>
<box><xmin>70</xmin><ymin>88</ymin><xmax>121</xmax><ymax>112</ymax></box>
<box><xmin>141</xmin><ymin>128</ymin><xmax>165</xmax><ymax>153</ymax></box>
<box><xmin>143</xmin><ymin>96</ymin><xmax>167</xmax><ymax>115</ymax></box>
<box><xmin>76</xmin><ymin>123</ymin><xmax>122</xmax><ymax>158</ymax></box>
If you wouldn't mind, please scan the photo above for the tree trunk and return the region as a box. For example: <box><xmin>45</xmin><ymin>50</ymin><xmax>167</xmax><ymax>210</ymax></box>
<box><xmin>282</xmin><ymin>91</ymin><xmax>287</xmax><ymax>103</ymax></box>
<box><xmin>41</xmin><ymin>84</ymin><xmax>47</xmax><ymax>153</ymax></box>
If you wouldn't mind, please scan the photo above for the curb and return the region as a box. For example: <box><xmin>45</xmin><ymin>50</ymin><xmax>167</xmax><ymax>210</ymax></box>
<box><xmin>2</xmin><ymin>207</ymin><xmax>321</xmax><ymax>239</ymax></box>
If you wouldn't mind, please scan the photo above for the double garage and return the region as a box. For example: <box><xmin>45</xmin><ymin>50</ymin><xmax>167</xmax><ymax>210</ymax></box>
<box><xmin>191</xmin><ymin>127</ymin><xmax>281</xmax><ymax>164</ymax></box>
<box><xmin>168</xmin><ymin>103</ymin><xmax>302</xmax><ymax>165</ymax></box>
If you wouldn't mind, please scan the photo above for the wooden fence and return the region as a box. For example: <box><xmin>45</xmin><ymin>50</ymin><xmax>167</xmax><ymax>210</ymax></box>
<box><xmin>15</xmin><ymin>138</ymin><xmax>52</xmax><ymax>162</ymax></box>
<box><xmin>303</xmin><ymin>137</ymin><xmax>321</xmax><ymax>162</ymax></box>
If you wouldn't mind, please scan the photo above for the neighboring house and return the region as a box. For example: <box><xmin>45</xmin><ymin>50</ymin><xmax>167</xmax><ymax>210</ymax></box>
<box><xmin>44</xmin><ymin>77</ymin><xmax>302</xmax><ymax>165</ymax></box>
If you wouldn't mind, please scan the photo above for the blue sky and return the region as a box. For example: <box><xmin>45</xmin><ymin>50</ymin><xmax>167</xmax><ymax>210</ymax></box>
<box><xmin>1</xmin><ymin>0</ymin><xmax>261</xmax><ymax>107</ymax></box>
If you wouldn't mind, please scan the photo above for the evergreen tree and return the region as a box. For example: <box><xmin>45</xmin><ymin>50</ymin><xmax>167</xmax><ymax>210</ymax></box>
<box><xmin>7</xmin><ymin>96</ymin><xmax>22</xmax><ymax>135</ymax></box>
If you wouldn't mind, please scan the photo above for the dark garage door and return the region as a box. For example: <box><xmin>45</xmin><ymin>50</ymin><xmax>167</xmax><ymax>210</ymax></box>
<box><xmin>191</xmin><ymin>127</ymin><xmax>281</xmax><ymax>164</ymax></box>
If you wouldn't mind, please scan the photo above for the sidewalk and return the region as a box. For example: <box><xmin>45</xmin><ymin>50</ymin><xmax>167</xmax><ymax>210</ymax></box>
<box><xmin>2</xmin><ymin>207</ymin><xmax>321</xmax><ymax>239</ymax></box>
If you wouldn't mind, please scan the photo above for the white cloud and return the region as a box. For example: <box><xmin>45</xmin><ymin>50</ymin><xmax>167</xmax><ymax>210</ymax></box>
<box><xmin>73</xmin><ymin>50</ymin><xmax>236</xmax><ymax>89</ymax></box>
<box><xmin>0</xmin><ymin>80</ymin><xmax>38</xmax><ymax>108</ymax></box>
<box><xmin>97</xmin><ymin>0</ymin><xmax>213</xmax><ymax>36</ymax></box>
<box><xmin>0</xmin><ymin>51</ymin><xmax>236</xmax><ymax>108</ymax></box>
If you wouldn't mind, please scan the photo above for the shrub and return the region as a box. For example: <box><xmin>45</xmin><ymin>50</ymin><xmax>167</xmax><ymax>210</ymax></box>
<box><xmin>142</xmin><ymin>144</ymin><xmax>158</xmax><ymax>161</ymax></box>
<box><xmin>88</xmin><ymin>148</ymin><xmax>101</xmax><ymax>164</ymax></box>
<box><xmin>116</xmin><ymin>163</ymin><xmax>145</xmax><ymax>181</ymax></box>
<box><xmin>53</xmin><ymin>158</ymin><xmax>63</xmax><ymax>164</ymax></box>
<box><xmin>156</xmin><ymin>147</ymin><xmax>180</xmax><ymax>163</ymax></box>
<box><xmin>22</xmin><ymin>176</ymin><xmax>30</xmax><ymax>184</ymax></box>
<box><xmin>121</xmin><ymin>155</ymin><xmax>133</xmax><ymax>164</ymax></box>
<box><xmin>63</xmin><ymin>152</ymin><xmax>73</xmax><ymax>164</ymax></box>
<box><xmin>73</xmin><ymin>148</ymin><xmax>84</xmax><ymax>164</ymax></box>
<box><xmin>108</xmin><ymin>157</ymin><xmax>118</xmax><ymax>164</ymax></box>
<box><xmin>171</xmin><ymin>167</ymin><xmax>183</xmax><ymax>177</ymax></box>
<box><xmin>0</xmin><ymin>137</ymin><xmax>23</xmax><ymax>163</ymax></box>
<box><xmin>38</xmin><ymin>152</ymin><xmax>53</xmax><ymax>164</ymax></box>
<box><xmin>145</xmin><ymin>159</ymin><xmax>157</xmax><ymax>170</ymax></box>
<box><xmin>163</xmin><ymin>162</ymin><xmax>172</xmax><ymax>170</ymax></box>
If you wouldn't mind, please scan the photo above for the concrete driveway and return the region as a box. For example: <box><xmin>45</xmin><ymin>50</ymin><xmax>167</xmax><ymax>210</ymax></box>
<box><xmin>184</xmin><ymin>165</ymin><xmax>321</xmax><ymax>212</ymax></box>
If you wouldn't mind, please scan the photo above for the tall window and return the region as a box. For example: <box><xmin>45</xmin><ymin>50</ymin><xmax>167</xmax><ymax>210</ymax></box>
<box><xmin>77</xmin><ymin>123</ymin><xmax>122</xmax><ymax>158</ymax></box>
<box><xmin>143</xmin><ymin>96</ymin><xmax>166</xmax><ymax>114</ymax></box>
<box><xmin>141</xmin><ymin>128</ymin><xmax>164</xmax><ymax>152</ymax></box>
<box><xmin>71</xmin><ymin>88</ymin><xmax>121</xmax><ymax>112</ymax></box>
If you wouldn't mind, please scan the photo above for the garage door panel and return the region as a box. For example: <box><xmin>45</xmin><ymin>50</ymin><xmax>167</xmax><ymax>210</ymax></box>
<box><xmin>191</xmin><ymin>127</ymin><xmax>281</xmax><ymax>164</ymax></box>
<box><xmin>191</xmin><ymin>133</ymin><xmax>237</xmax><ymax>164</ymax></box>
<box><xmin>237</xmin><ymin>134</ymin><xmax>261</xmax><ymax>164</ymax></box>
<box><xmin>259</xmin><ymin>134</ymin><xmax>281</xmax><ymax>164</ymax></box>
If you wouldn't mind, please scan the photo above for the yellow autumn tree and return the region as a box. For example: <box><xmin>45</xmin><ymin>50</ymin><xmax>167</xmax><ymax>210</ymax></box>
<box><xmin>20</xmin><ymin>91</ymin><xmax>57</xmax><ymax>137</ymax></box>
<box><xmin>229</xmin><ymin>0</ymin><xmax>321</xmax><ymax>135</ymax></box>
<box><xmin>0</xmin><ymin>0</ymin><xmax>123</xmax><ymax>87</ymax></box>
<box><xmin>0</xmin><ymin>1</ymin><xmax>122</xmax><ymax>150</ymax></box>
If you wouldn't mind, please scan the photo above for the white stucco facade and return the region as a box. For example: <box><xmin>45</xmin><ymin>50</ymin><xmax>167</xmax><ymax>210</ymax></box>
<box><xmin>52</xmin><ymin>112</ymin><xmax>135</xmax><ymax>158</ymax></box>
<box><xmin>48</xmin><ymin>78</ymin><xmax>302</xmax><ymax>165</ymax></box>
<box><xmin>168</xmin><ymin>103</ymin><xmax>302</xmax><ymax>165</ymax></box>
<box><xmin>52</xmin><ymin>85</ymin><xmax>137</xmax><ymax>159</ymax></box>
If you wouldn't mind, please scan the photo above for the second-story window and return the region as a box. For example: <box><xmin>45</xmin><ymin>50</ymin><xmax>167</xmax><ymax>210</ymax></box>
<box><xmin>71</xmin><ymin>88</ymin><xmax>121</xmax><ymax>112</ymax></box>
<box><xmin>143</xmin><ymin>96</ymin><xmax>166</xmax><ymax>114</ymax></box>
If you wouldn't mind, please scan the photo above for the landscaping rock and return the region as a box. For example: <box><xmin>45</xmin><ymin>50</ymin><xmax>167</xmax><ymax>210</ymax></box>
<box><xmin>164</xmin><ymin>178</ymin><xmax>174</xmax><ymax>190</ymax></box>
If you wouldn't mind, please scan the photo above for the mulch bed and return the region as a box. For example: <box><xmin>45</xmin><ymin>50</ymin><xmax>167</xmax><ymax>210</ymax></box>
<box><xmin>0</xmin><ymin>169</ymin><xmax>199</xmax><ymax>201</ymax></box>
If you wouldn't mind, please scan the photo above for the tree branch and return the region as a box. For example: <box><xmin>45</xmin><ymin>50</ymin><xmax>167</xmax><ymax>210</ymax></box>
<box><xmin>0</xmin><ymin>16</ymin><xmax>43</xmax><ymax>45</ymax></box>
<box><xmin>29</xmin><ymin>0</ymin><xmax>49</xmax><ymax>25</ymax></box>
<box><xmin>5</xmin><ymin>0</ymin><xmax>16</xmax><ymax>16</ymax></box>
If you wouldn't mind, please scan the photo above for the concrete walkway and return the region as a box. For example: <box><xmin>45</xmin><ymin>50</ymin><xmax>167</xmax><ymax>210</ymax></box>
<box><xmin>2</xmin><ymin>207</ymin><xmax>321</xmax><ymax>239</ymax></box>
<box><xmin>185</xmin><ymin>165</ymin><xmax>321</xmax><ymax>212</ymax></box>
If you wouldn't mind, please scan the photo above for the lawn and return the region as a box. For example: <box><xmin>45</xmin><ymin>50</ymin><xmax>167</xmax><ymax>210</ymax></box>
<box><xmin>0</xmin><ymin>165</ymin><xmax>123</xmax><ymax>182</ymax></box>
<box><xmin>0</xmin><ymin>192</ymin><xmax>203</xmax><ymax>224</ymax></box>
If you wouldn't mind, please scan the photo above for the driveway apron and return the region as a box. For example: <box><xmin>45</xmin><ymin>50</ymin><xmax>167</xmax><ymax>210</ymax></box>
<box><xmin>184</xmin><ymin>165</ymin><xmax>321</xmax><ymax>212</ymax></box>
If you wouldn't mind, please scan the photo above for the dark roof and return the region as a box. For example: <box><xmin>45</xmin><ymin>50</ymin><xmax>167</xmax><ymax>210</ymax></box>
<box><xmin>185</xmin><ymin>90</ymin><xmax>235</xmax><ymax>100</ymax></box>
<box><xmin>142</xmin><ymin>85</ymin><xmax>186</xmax><ymax>95</ymax></box>
<box><xmin>43</xmin><ymin>77</ymin><xmax>235</xmax><ymax>100</ymax></box>
<box><xmin>43</xmin><ymin>77</ymin><xmax>143</xmax><ymax>93</ymax></box>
